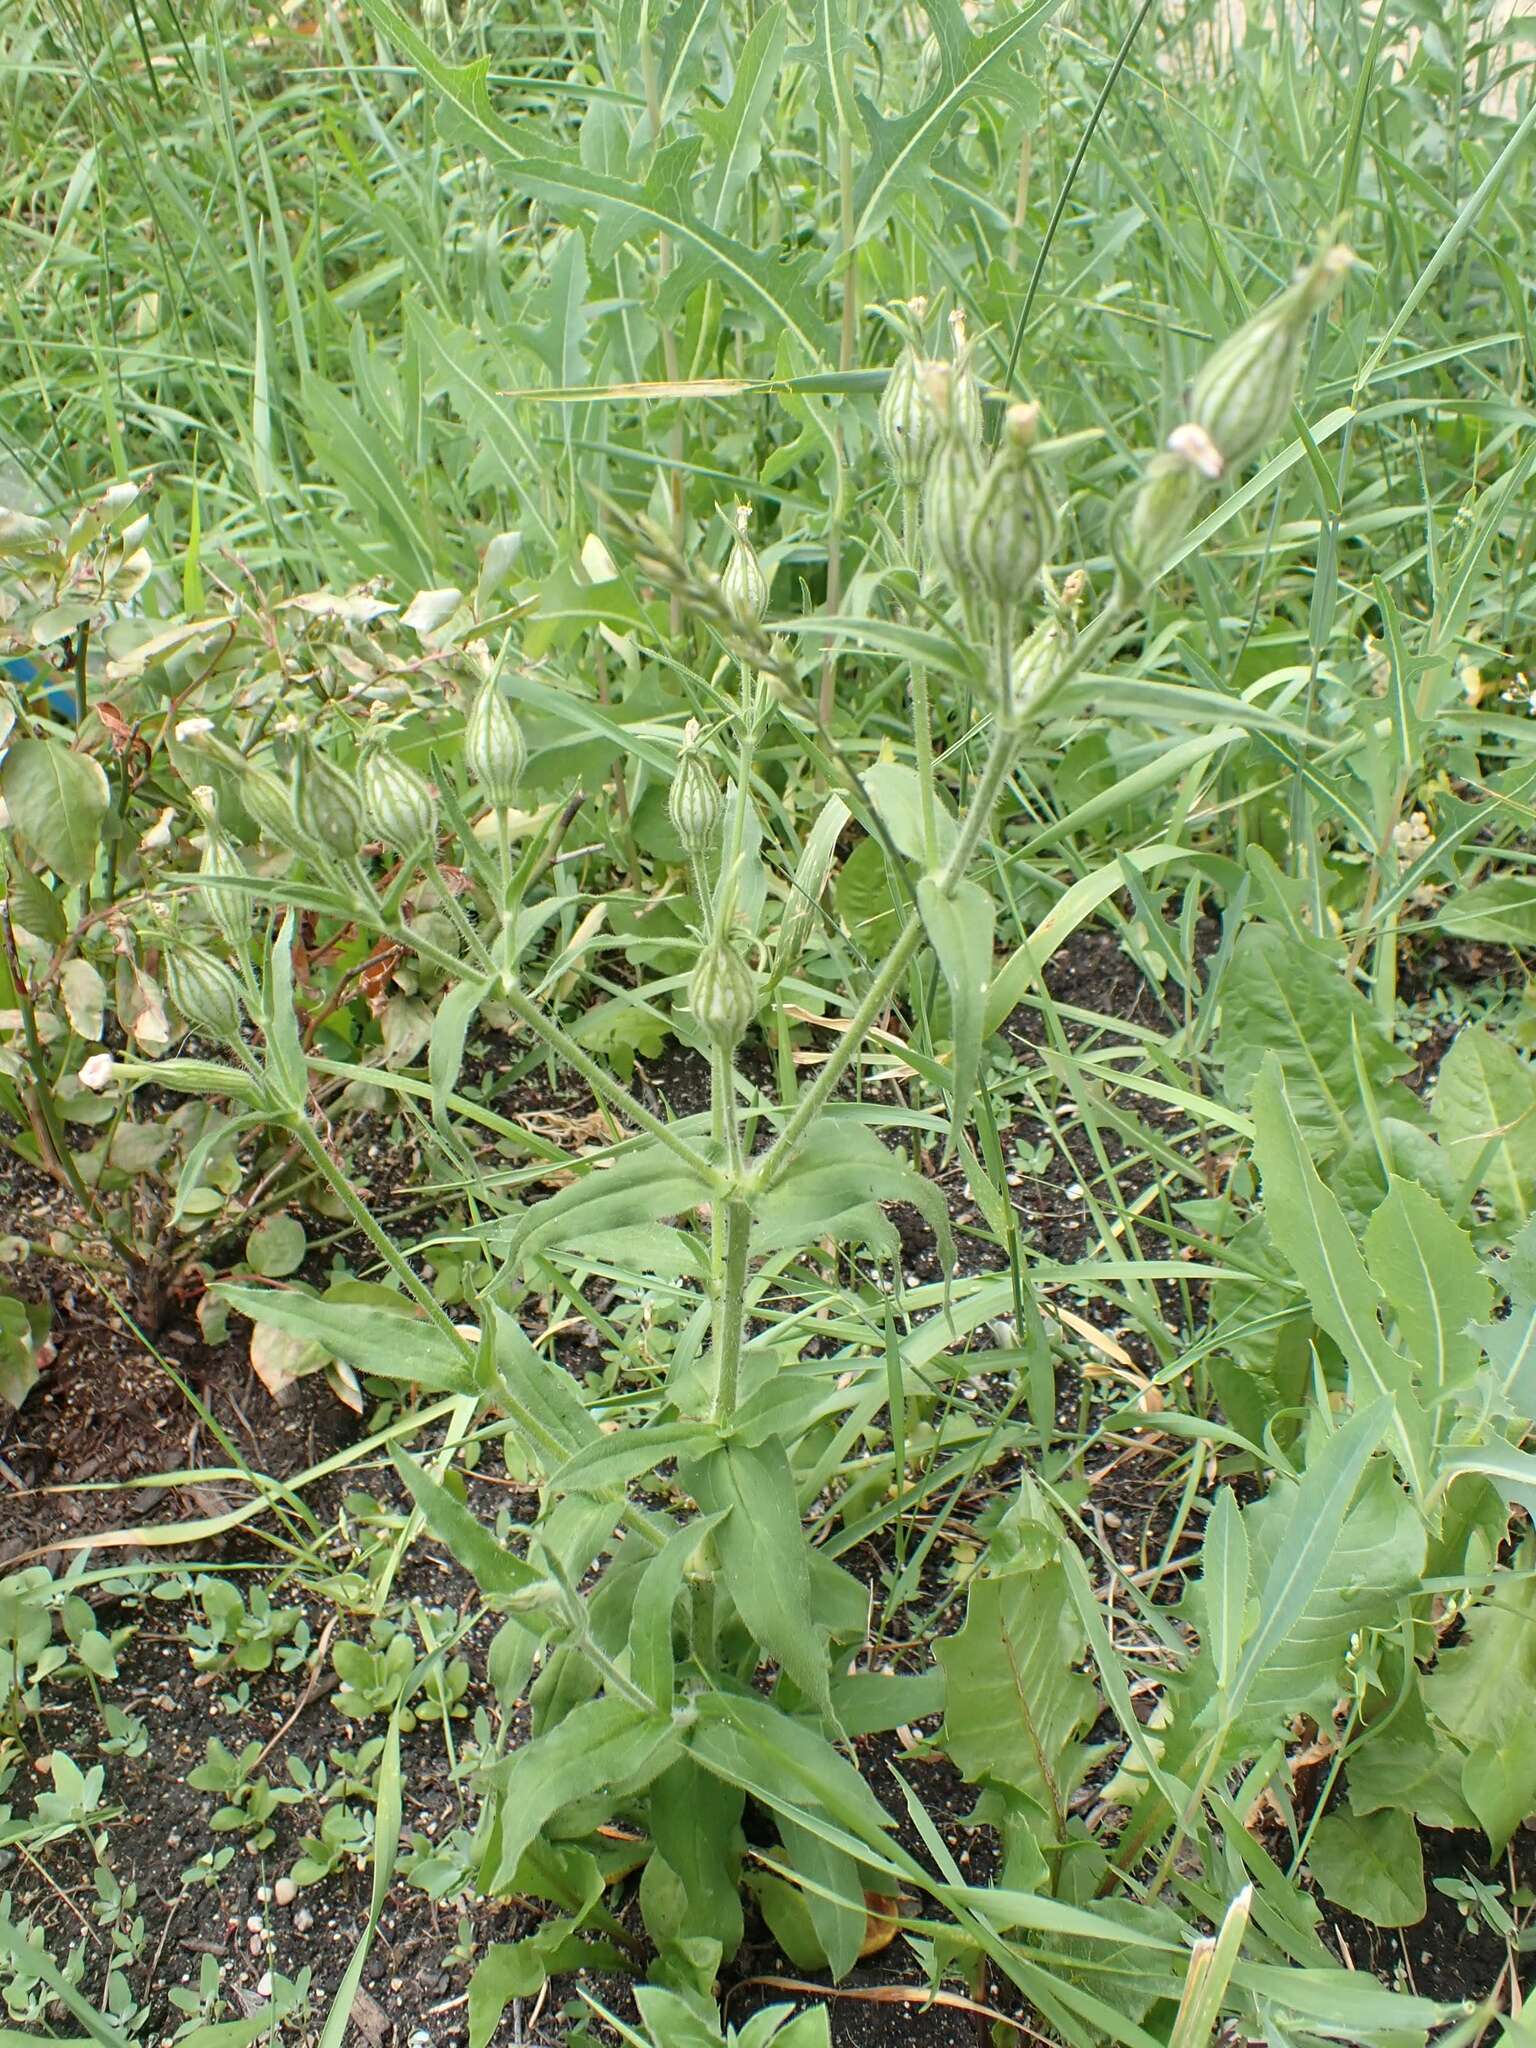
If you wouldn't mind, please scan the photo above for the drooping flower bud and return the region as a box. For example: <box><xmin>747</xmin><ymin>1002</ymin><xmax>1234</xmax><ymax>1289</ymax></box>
<box><xmin>668</xmin><ymin>725</ymin><xmax>722</xmax><ymax>856</ymax></box>
<box><xmin>688</xmin><ymin>936</ymin><xmax>757</xmax><ymax>1048</ymax></box>
<box><xmin>1190</xmin><ymin>245</ymin><xmax>1355</xmax><ymax>471</ymax></box>
<box><xmin>361</xmin><ymin>746</ymin><xmax>437</xmax><ymax>854</ymax></box>
<box><xmin>199</xmin><ymin>834</ymin><xmax>252</xmax><ymax>951</ymax></box>
<box><xmin>965</xmin><ymin>402</ymin><xmax>1058</xmax><ymax>615</ymax></box>
<box><xmin>721</xmin><ymin>504</ymin><xmax>769</xmax><ymax>626</ymax></box>
<box><xmin>921</xmin><ymin>365</ymin><xmax>980</xmax><ymax>598</ymax></box>
<box><xmin>948</xmin><ymin>308</ymin><xmax>985</xmax><ymax>449</ymax></box>
<box><xmin>464</xmin><ymin>679</ymin><xmax>527</xmax><ymax>810</ymax></box>
<box><xmin>165</xmin><ymin>946</ymin><xmax>244</xmax><ymax>1047</ymax></box>
<box><xmin>242</xmin><ymin>763</ymin><xmax>301</xmax><ymax>851</ymax></box>
<box><xmin>1111</xmin><ymin>427</ymin><xmax>1221</xmax><ymax>596</ymax></box>
<box><xmin>294</xmin><ymin>742</ymin><xmax>366</xmax><ymax>860</ymax></box>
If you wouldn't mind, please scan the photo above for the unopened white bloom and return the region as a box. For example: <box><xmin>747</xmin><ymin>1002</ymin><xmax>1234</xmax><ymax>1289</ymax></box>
<box><xmin>139</xmin><ymin>805</ymin><xmax>176</xmax><ymax>851</ymax></box>
<box><xmin>175</xmin><ymin>717</ymin><xmax>215</xmax><ymax>741</ymax></box>
<box><xmin>79</xmin><ymin>1053</ymin><xmax>117</xmax><ymax>1091</ymax></box>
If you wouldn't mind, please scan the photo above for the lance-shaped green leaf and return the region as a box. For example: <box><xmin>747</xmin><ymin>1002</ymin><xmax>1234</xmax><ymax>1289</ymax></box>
<box><xmin>1362</xmin><ymin>1175</ymin><xmax>1491</xmax><ymax>1396</ymax></box>
<box><xmin>1433</xmin><ymin>1023</ymin><xmax>1536</xmax><ymax>1237</ymax></box>
<box><xmin>500</xmin><ymin>1139</ymin><xmax>712</xmax><ymax>1274</ymax></box>
<box><xmin>1252</xmin><ymin>1058</ymin><xmax>1428</xmax><ymax>1491</ymax></box>
<box><xmin>752</xmin><ymin>1118</ymin><xmax>954</xmax><ymax>1268</ymax></box>
<box><xmin>684</xmin><ymin>1441</ymin><xmax>831</xmax><ymax>1716</ymax></box>
<box><xmin>1</xmin><ymin>738</ymin><xmax>108</xmax><ymax>886</ymax></box>
<box><xmin>215</xmin><ymin>1285</ymin><xmax>474</xmax><ymax>1393</ymax></box>
<box><xmin>917</xmin><ymin>875</ymin><xmax>994</xmax><ymax>1145</ymax></box>
<box><xmin>479</xmin><ymin>1695</ymin><xmax>681</xmax><ymax>1892</ymax></box>
<box><xmin>936</xmin><ymin>1527</ymin><xmax>1098</xmax><ymax>1843</ymax></box>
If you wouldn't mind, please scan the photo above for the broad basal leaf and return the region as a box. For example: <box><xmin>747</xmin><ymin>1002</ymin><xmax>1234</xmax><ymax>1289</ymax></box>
<box><xmin>1</xmin><ymin>738</ymin><xmax>108</xmax><ymax>886</ymax></box>
<box><xmin>1433</xmin><ymin>1023</ymin><xmax>1536</xmax><ymax>1238</ymax></box>
<box><xmin>936</xmin><ymin>1520</ymin><xmax>1098</xmax><ymax>1841</ymax></box>
<box><xmin>1220</xmin><ymin>926</ymin><xmax>1411</xmax><ymax>1158</ymax></box>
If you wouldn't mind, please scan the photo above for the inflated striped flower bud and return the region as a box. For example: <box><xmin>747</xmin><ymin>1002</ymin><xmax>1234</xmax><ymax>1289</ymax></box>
<box><xmin>199</xmin><ymin>833</ymin><xmax>252</xmax><ymax>951</ymax></box>
<box><xmin>966</xmin><ymin>402</ymin><xmax>1058</xmax><ymax>614</ymax></box>
<box><xmin>948</xmin><ymin>308</ymin><xmax>984</xmax><ymax>449</ymax></box>
<box><xmin>1112</xmin><ymin>425</ymin><xmax>1221</xmax><ymax>596</ymax></box>
<box><xmin>1191</xmin><ymin>245</ymin><xmax>1355</xmax><ymax>471</ymax></box>
<box><xmin>721</xmin><ymin>504</ymin><xmax>769</xmax><ymax>626</ymax></box>
<box><xmin>921</xmin><ymin>365</ymin><xmax>980</xmax><ymax>598</ymax></box>
<box><xmin>294</xmin><ymin>742</ymin><xmax>366</xmax><ymax>860</ymax></box>
<box><xmin>464</xmin><ymin>679</ymin><xmax>527</xmax><ymax>810</ymax></box>
<box><xmin>688</xmin><ymin>935</ymin><xmax>757</xmax><ymax>1048</ymax></box>
<box><xmin>668</xmin><ymin>723</ymin><xmax>722</xmax><ymax>856</ymax></box>
<box><xmin>165</xmin><ymin>945</ymin><xmax>244</xmax><ymax>1047</ymax></box>
<box><xmin>361</xmin><ymin>746</ymin><xmax>437</xmax><ymax>854</ymax></box>
<box><xmin>878</xmin><ymin>298</ymin><xmax>939</xmax><ymax>489</ymax></box>
<box><xmin>241</xmin><ymin>763</ymin><xmax>301</xmax><ymax>851</ymax></box>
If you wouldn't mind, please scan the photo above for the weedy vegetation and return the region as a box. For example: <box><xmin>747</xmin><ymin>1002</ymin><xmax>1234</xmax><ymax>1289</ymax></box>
<box><xmin>1</xmin><ymin>0</ymin><xmax>1535</xmax><ymax>2044</ymax></box>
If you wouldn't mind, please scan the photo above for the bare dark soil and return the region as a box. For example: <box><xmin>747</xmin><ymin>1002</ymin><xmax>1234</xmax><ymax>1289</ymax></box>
<box><xmin>1</xmin><ymin>922</ymin><xmax>1530</xmax><ymax>2043</ymax></box>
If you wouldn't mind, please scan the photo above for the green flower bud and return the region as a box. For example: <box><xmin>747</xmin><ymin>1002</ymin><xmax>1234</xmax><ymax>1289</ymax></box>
<box><xmin>1190</xmin><ymin>245</ymin><xmax>1354</xmax><ymax>470</ymax></box>
<box><xmin>165</xmin><ymin>946</ymin><xmax>244</xmax><ymax>1046</ymax></box>
<box><xmin>1111</xmin><ymin>428</ymin><xmax>1220</xmax><ymax>596</ymax></box>
<box><xmin>688</xmin><ymin>936</ymin><xmax>757</xmax><ymax>1048</ymax></box>
<box><xmin>721</xmin><ymin>504</ymin><xmax>769</xmax><ymax>625</ymax></box>
<box><xmin>294</xmin><ymin>742</ymin><xmax>367</xmax><ymax>860</ymax></box>
<box><xmin>966</xmin><ymin>402</ymin><xmax>1058</xmax><ymax>614</ymax></box>
<box><xmin>199</xmin><ymin>834</ymin><xmax>252</xmax><ymax>952</ymax></box>
<box><xmin>1008</xmin><ymin>571</ymin><xmax>1086</xmax><ymax>724</ymax></box>
<box><xmin>878</xmin><ymin>312</ymin><xmax>941</xmax><ymax>489</ymax></box>
<box><xmin>241</xmin><ymin>764</ymin><xmax>301</xmax><ymax>851</ymax></box>
<box><xmin>668</xmin><ymin>729</ymin><xmax>722</xmax><ymax>856</ymax></box>
<box><xmin>948</xmin><ymin>308</ymin><xmax>985</xmax><ymax>449</ymax></box>
<box><xmin>361</xmin><ymin>746</ymin><xmax>437</xmax><ymax>854</ymax></box>
<box><xmin>921</xmin><ymin>365</ymin><xmax>981</xmax><ymax>597</ymax></box>
<box><xmin>464</xmin><ymin>680</ymin><xmax>527</xmax><ymax>810</ymax></box>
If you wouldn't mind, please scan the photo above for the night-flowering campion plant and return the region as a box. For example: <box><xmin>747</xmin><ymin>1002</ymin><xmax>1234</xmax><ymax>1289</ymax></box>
<box><xmin>117</xmin><ymin>239</ymin><xmax>1367</xmax><ymax>2044</ymax></box>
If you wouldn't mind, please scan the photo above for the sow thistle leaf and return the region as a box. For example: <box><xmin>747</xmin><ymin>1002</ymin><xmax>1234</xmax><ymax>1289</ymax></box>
<box><xmin>1252</xmin><ymin>1060</ymin><xmax>1428</xmax><ymax>1490</ymax></box>
<box><xmin>1421</xmin><ymin>1570</ymin><xmax>1536</xmax><ymax>1856</ymax></box>
<box><xmin>694</xmin><ymin>5</ymin><xmax>787</xmax><ymax>230</ymax></box>
<box><xmin>849</xmin><ymin>0</ymin><xmax>1056</xmax><ymax>249</ymax></box>
<box><xmin>1361</xmin><ymin>1176</ymin><xmax>1491</xmax><ymax>1396</ymax></box>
